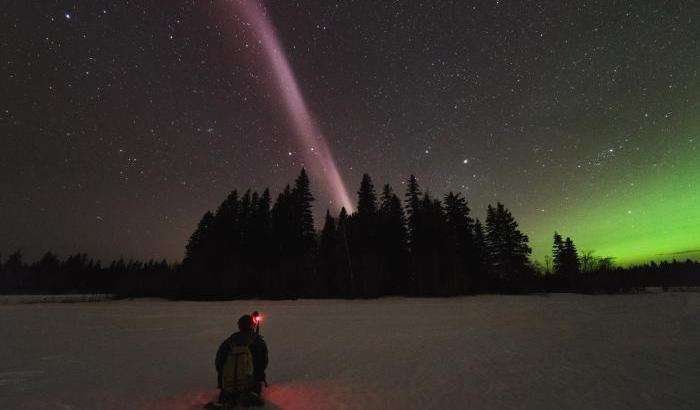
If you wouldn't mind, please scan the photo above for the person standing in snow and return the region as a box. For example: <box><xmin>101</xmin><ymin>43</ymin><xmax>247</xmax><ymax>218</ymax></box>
<box><xmin>215</xmin><ymin>314</ymin><xmax>269</xmax><ymax>406</ymax></box>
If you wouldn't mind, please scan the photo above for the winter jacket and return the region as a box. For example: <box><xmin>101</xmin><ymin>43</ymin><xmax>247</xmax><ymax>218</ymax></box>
<box><xmin>215</xmin><ymin>330</ymin><xmax>268</xmax><ymax>388</ymax></box>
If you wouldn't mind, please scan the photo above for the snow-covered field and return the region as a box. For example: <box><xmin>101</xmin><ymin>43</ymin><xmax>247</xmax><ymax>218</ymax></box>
<box><xmin>2</xmin><ymin>294</ymin><xmax>699</xmax><ymax>410</ymax></box>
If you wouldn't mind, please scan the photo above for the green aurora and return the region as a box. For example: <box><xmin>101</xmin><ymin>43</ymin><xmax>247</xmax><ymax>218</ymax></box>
<box><xmin>525</xmin><ymin>129</ymin><xmax>699</xmax><ymax>267</ymax></box>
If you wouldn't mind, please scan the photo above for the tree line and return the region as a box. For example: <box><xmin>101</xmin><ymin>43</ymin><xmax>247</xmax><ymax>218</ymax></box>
<box><xmin>179</xmin><ymin>169</ymin><xmax>536</xmax><ymax>298</ymax></box>
<box><xmin>1</xmin><ymin>169</ymin><xmax>698</xmax><ymax>298</ymax></box>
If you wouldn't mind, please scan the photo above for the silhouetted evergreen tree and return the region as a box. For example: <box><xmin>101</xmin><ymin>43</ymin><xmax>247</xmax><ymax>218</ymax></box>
<box><xmin>405</xmin><ymin>174</ymin><xmax>422</xmax><ymax>244</ymax></box>
<box><xmin>552</xmin><ymin>232</ymin><xmax>564</xmax><ymax>274</ymax></box>
<box><xmin>485</xmin><ymin>203</ymin><xmax>532</xmax><ymax>289</ymax></box>
<box><xmin>271</xmin><ymin>185</ymin><xmax>293</xmax><ymax>297</ymax></box>
<box><xmin>336</xmin><ymin>207</ymin><xmax>354</xmax><ymax>297</ymax></box>
<box><xmin>420</xmin><ymin>194</ymin><xmax>449</xmax><ymax>295</ymax></box>
<box><xmin>212</xmin><ymin>190</ymin><xmax>241</xmax><ymax>298</ymax></box>
<box><xmin>351</xmin><ymin>174</ymin><xmax>380</xmax><ymax>297</ymax></box>
<box><xmin>4</xmin><ymin>250</ymin><xmax>25</xmax><ymax>293</ymax></box>
<box><xmin>268</xmin><ymin>169</ymin><xmax>317</xmax><ymax>298</ymax></box>
<box><xmin>250</xmin><ymin>188</ymin><xmax>272</xmax><ymax>296</ymax></box>
<box><xmin>443</xmin><ymin>192</ymin><xmax>477</xmax><ymax>294</ymax></box>
<box><xmin>181</xmin><ymin>211</ymin><xmax>214</xmax><ymax>298</ymax></box>
<box><xmin>404</xmin><ymin>175</ymin><xmax>422</xmax><ymax>294</ymax></box>
<box><xmin>379</xmin><ymin>185</ymin><xmax>409</xmax><ymax>295</ymax></box>
<box><xmin>562</xmin><ymin>237</ymin><xmax>580</xmax><ymax>276</ymax></box>
<box><xmin>318</xmin><ymin>210</ymin><xmax>340</xmax><ymax>297</ymax></box>
<box><xmin>291</xmin><ymin>168</ymin><xmax>317</xmax><ymax>297</ymax></box>
<box><xmin>472</xmin><ymin>219</ymin><xmax>490</xmax><ymax>290</ymax></box>
<box><xmin>551</xmin><ymin>233</ymin><xmax>581</xmax><ymax>289</ymax></box>
<box><xmin>237</xmin><ymin>189</ymin><xmax>258</xmax><ymax>297</ymax></box>
<box><xmin>292</xmin><ymin>169</ymin><xmax>315</xmax><ymax>243</ymax></box>
<box><xmin>183</xmin><ymin>212</ymin><xmax>215</xmax><ymax>265</ymax></box>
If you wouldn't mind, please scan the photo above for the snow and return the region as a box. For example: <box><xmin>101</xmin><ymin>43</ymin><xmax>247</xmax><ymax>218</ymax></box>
<box><xmin>1</xmin><ymin>294</ymin><xmax>700</xmax><ymax>409</ymax></box>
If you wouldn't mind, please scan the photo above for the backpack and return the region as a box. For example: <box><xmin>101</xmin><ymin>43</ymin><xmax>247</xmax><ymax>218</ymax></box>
<box><xmin>221</xmin><ymin>337</ymin><xmax>256</xmax><ymax>393</ymax></box>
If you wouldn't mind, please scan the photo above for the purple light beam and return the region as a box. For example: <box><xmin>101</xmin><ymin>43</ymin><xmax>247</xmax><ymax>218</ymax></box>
<box><xmin>234</xmin><ymin>0</ymin><xmax>354</xmax><ymax>212</ymax></box>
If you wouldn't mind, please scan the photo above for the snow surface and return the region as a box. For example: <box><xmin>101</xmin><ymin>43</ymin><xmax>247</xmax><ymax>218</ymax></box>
<box><xmin>2</xmin><ymin>294</ymin><xmax>700</xmax><ymax>409</ymax></box>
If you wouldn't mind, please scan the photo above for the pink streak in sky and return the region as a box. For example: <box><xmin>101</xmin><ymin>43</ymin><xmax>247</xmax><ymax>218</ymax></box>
<box><xmin>234</xmin><ymin>0</ymin><xmax>354</xmax><ymax>212</ymax></box>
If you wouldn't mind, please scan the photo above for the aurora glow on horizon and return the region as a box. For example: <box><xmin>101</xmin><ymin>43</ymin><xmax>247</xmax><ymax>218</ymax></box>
<box><xmin>528</xmin><ymin>162</ymin><xmax>700</xmax><ymax>266</ymax></box>
<box><xmin>523</xmin><ymin>122</ymin><xmax>700</xmax><ymax>266</ymax></box>
<box><xmin>234</xmin><ymin>0</ymin><xmax>354</xmax><ymax>213</ymax></box>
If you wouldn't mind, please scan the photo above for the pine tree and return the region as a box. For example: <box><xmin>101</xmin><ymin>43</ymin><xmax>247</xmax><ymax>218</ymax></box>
<box><xmin>4</xmin><ymin>250</ymin><xmax>25</xmax><ymax>293</ymax></box>
<box><xmin>292</xmin><ymin>168</ymin><xmax>315</xmax><ymax>245</ymax></box>
<box><xmin>552</xmin><ymin>233</ymin><xmax>580</xmax><ymax>279</ymax></box>
<box><xmin>184</xmin><ymin>212</ymin><xmax>215</xmax><ymax>267</ymax></box>
<box><xmin>337</xmin><ymin>206</ymin><xmax>354</xmax><ymax>297</ymax></box>
<box><xmin>484</xmin><ymin>203</ymin><xmax>532</xmax><ymax>288</ymax></box>
<box><xmin>379</xmin><ymin>185</ymin><xmax>409</xmax><ymax>294</ymax></box>
<box><xmin>237</xmin><ymin>189</ymin><xmax>257</xmax><ymax>297</ymax></box>
<box><xmin>271</xmin><ymin>185</ymin><xmax>294</xmax><ymax>297</ymax></box>
<box><xmin>32</xmin><ymin>252</ymin><xmax>60</xmax><ymax>292</ymax></box>
<box><xmin>443</xmin><ymin>192</ymin><xmax>477</xmax><ymax>293</ymax></box>
<box><xmin>318</xmin><ymin>210</ymin><xmax>338</xmax><ymax>297</ymax></box>
<box><xmin>290</xmin><ymin>168</ymin><xmax>317</xmax><ymax>297</ymax></box>
<box><xmin>252</xmin><ymin>188</ymin><xmax>272</xmax><ymax>296</ymax></box>
<box><xmin>562</xmin><ymin>237</ymin><xmax>581</xmax><ymax>276</ymax></box>
<box><xmin>472</xmin><ymin>218</ymin><xmax>489</xmax><ymax>289</ymax></box>
<box><xmin>404</xmin><ymin>174</ymin><xmax>422</xmax><ymax>245</ymax></box>
<box><xmin>213</xmin><ymin>190</ymin><xmax>242</xmax><ymax>297</ymax></box>
<box><xmin>353</xmin><ymin>174</ymin><xmax>380</xmax><ymax>296</ymax></box>
<box><xmin>412</xmin><ymin>192</ymin><xmax>448</xmax><ymax>295</ymax></box>
<box><xmin>404</xmin><ymin>175</ymin><xmax>422</xmax><ymax>294</ymax></box>
<box><xmin>552</xmin><ymin>232</ymin><xmax>564</xmax><ymax>275</ymax></box>
<box><xmin>357</xmin><ymin>174</ymin><xmax>379</xmax><ymax>216</ymax></box>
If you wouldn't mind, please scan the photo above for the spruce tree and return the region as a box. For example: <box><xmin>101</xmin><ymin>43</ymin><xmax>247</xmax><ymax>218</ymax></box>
<box><xmin>290</xmin><ymin>168</ymin><xmax>316</xmax><ymax>296</ymax></box>
<box><xmin>552</xmin><ymin>233</ymin><xmax>581</xmax><ymax>280</ymax></box>
<box><xmin>552</xmin><ymin>232</ymin><xmax>564</xmax><ymax>275</ymax></box>
<box><xmin>4</xmin><ymin>250</ymin><xmax>25</xmax><ymax>293</ymax></box>
<box><xmin>404</xmin><ymin>175</ymin><xmax>422</xmax><ymax>294</ymax></box>
<box><xmin>404</xmin><ymin>174</ymin><xmax>422</xmax><ymax>245</ymax></box>
<box><xmin>411</xmin><ymin>192</ymin><xmax>447</xmax><ymax>295</ymax></box>
<box><xmin>292</xmin><ymin>168</ymin><xmax>315</xmax><ymax>244</ymax></box>
<box><xmin>353</xmin><ymin>174</ymin><xmax>380</xmax><ymax>296</ymax></box>
<box><xmin>182</xmin><ymin>211</ymin><xmax>215</xmax><ymax>297</ymax></box>
<box><xmin>212</xmin><ymin>190</ymin><xmax>243</xmax><ymax>297</ymax></box>
<box><xmin>357</xmin><ymin>174</ymin><xmax>378</xmax><ymax>216</ymax></box>
<box><xmin>271</xmin><ymin>185</ymin><xmax>294</xmax><ymax>297</ymax></box>
<box><xmin>484</xmin><ymin>203</ymin><xmax>532</xmax><ymax>288</ymax></box>
<box><xmin>563</xmin><ymin>237</ymin><xmax>581</xmax><ymax>276</ymax></box>
<box><xmin>318</xmin><ymin>210</ymin><xmax>338</xmax><ymax>297</ymax></box>
<box><xmin>33</xmin><ymin>252</ymin><xmax>61</xmax><ymax>293</ymax></box>
<box><xmin>379</xmin><ymin>185</ymin><xmax>409</xmax><ymax>295</ymax></box>
<box><xmin>443</xmin><ymin>192</ymin><xmax>477</xmax><ymax>293</ymax></box>
<box><xmin>472</xmin><ymin>218</ymin><xmax>489</xmax><ymax>289</ymax></box>
<box><xmin>337</xmin><ymin>206</ymin><xmax>354</xmax><ymax>297</ymax></box>
<box><xmin>253</xmin><ymin>188</ymin><xmax>272</xmax><ymax>296</ymax></box>
<box><xmin>184</xmin><ymin>211</ymin><xmax>214</xmax><ymax>265</ymax></box>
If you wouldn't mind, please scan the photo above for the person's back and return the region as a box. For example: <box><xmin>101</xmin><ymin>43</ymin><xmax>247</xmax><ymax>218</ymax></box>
<box><xmin>215</xmin><ymin>315</ymin><xmax>268</xmax><ymax>406</ymax></box>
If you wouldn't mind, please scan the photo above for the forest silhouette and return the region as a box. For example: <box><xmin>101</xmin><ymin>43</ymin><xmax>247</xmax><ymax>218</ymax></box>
<box><xmin>1</xmin><ymin>169</ymin><xmax>698</xmax><ymax>298</ymax></box>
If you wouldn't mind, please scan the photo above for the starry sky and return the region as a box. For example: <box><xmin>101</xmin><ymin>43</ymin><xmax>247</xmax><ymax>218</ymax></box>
<box><xmin>2</xmin><ymin>0</ymin><xmax>699</xmax><ymax>265</ymax></box>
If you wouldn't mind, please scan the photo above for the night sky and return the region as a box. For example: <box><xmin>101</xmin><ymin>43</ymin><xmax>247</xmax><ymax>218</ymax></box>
<box><xmin>2</xmin><ymin>1</ymin><xmax>699</xmax><ymax>265</ymax></box>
